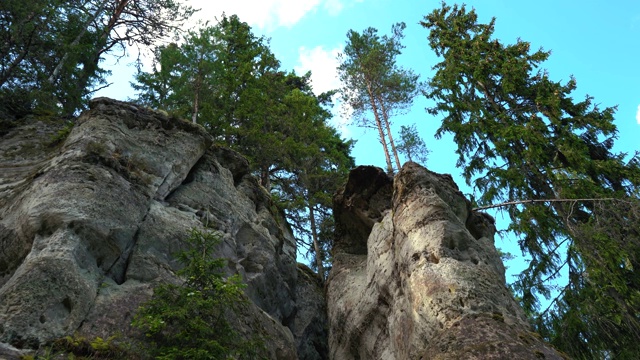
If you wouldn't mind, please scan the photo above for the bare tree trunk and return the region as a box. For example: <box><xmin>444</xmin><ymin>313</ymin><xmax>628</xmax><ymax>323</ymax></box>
<box><xmin>191</xmin><ymin>92</ymin><xmax>199</xmax><ymax>124</ymax></box>
<box><xmin>261</xmin><ymin>166</ymin><xmax>271</xmax><ymax>192</ymax></box>
<box><xmin>309</xmin><ymin>204</ymin><xmax>325</xmax><ymax>282</ymax></box>
<box><xmin>365</xmin><ymin>82</ymin><xmax>394</xmax><ymax>175</ymax></box>
<box><xmin>376</xmin><ymin>96</ymin><xmax>401</xmax><ymax>170</ymax></box>
<box><xmin>64</xmin><ymin>0</ymin><xmax>129</xmax><ymax>115</ymax></box>
<box><xmin>192</xmin><ymin>72</ymin><xmax>201</xmax><ymax>124</ymax></box>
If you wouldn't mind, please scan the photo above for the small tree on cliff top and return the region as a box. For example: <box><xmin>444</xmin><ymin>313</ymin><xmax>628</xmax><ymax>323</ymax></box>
<box><xmin>397</xmin><ymin>123</ymin><xmax>430</xmax><ymax>165</ymax></box>
<box><xmin>423</xmin><ymin>3</ymin><xmax>640</xmax><ymax>358</ymax></box>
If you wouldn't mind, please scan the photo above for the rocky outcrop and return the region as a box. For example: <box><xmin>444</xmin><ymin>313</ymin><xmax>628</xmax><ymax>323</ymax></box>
<box><xmin>0</xmin><ymin>98</ymin><xmax>324</xmax><ymax>358</ymax></box>
<box><xmin>327</xmin><ymin>164</ymin><xmax>564</xmax><ymax>359</ymax></box>
<box><xmin>1</xmin><ymin>97</ymin><xmax>564</xmax><ymax>359</ymax></box>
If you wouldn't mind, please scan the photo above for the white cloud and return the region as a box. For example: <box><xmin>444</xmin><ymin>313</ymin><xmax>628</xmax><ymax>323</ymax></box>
<box><xmin>295</xmin><ymin>45</ymin><xmax>342</xmax><ymax>95</ymax></box>
<box><xmin>135</xmin><ymin>0</ymin><xmax>335</xmax><ymax>71</ymax></box>
<box><xmin>323</xmin><ymin>0</ymin><xmax>345</xmax><ymax>16</ymax></box>
<box><xmin>295</xmin><ymin>45</ymin><xmax>351</xmax><ymax>136</ymax></box>
<box><xmin>276</xmin><ymin>0</ymin><xmax>323</xmax><ymax>27</ymax></box>
<box><xmin>637</xmin><ymin>104</ymin><xmax>640</xmax><ymax>125</ymax></box>
<box><xmin>189</xmin><ymin>0</ymin><xmax>346</xmax><ymax>31</ymax></box>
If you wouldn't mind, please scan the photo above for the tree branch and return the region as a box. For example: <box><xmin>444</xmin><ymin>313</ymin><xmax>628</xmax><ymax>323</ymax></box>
<box><xmin>473</xmin><ymin>197</ymin><xmax>619</xmax><ymax>211</ymax></box>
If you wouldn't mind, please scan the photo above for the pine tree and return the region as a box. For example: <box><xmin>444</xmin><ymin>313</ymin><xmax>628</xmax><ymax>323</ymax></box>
<box><xmin>337</xmin><ymin>23</ymin><xmax>421</xmax><ymax>174</ymax></box>
<box><xmin>422</xmin><ymin>3</ymin><xmax>640</xmax><ymax>358</ymax></box>
<box><xmin>132</xmin><ymin>27</ymin><xmax>220</xmax><ymax>124</ymax></box>
<box><xmin>263</xmin><ymin>77</ymin><xmax>354</xmax><ymax>280</ymax></box>
<box><xmin>133</xmin><ymin>16</ymin><xmax>355</xmax><ymax>279</ymax></box>
<box><xmin>397</xmin><ymin>124</ymin><xmax>430</xmax><ymax>164</ymax></box>
<box><xmin>283</xmin><ymin>122</ymin><xmax>354</xmax><ymax>281</ymax></box>
<box><xmin>133</xmin><ymin>15</ymin><xmax>279</xmax><ymax>147</ymax></box>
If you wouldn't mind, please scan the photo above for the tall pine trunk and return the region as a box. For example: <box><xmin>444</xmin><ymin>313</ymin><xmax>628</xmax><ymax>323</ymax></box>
<box><xmin>366</xmin><ymin>82</ymin><xmax>394</xmax><ymax>174</ymax></box>
<box><xmin>260</xmin><ymin>166</ymin><xmax>271</xmax><ymax>192</ymax></box>
<box><xmin>308</xmin><ymin>204</ymin><xmax>325</xmax><ymax>282</ymax></box>
<box><xmin>192</xmin><ymin>72</ymin><xmax>201</xmax><ymax>124</ymax></box>
<box><xmin>64</xmin><ymin>1</ymin><xmax>129</xmax><ymax>115</ymax></box>
<box><xmin>47</xmin><ymin>3</ymin><xmax>107</xmax><ymax>86</ymax></box>
<box><xmin>377</xmin><ymin>96</ymin><xmax>401</xmax><ymax>170</ymax></box>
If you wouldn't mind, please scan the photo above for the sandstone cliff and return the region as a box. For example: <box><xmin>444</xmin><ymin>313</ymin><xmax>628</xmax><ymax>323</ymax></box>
<box><xmin>327</xmin><ymin>164</ymin><xmax>565</xmax><ymax>359</ymax></box>
<box><xmin>0</xmin><ymin>98</ymin><xmax>326</xmax><ymax>359</ymax></box>
<box><xmin>0</xmin><ymin>98</ymin><xmax>563</xmax><ymax>359</ymax></box>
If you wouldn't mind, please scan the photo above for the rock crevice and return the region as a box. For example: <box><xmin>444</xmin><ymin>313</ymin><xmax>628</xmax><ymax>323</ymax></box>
<box><xmin>0</xmin><ymin>98</ymin><xmax>326</xmax><ymax>360</ymax></box>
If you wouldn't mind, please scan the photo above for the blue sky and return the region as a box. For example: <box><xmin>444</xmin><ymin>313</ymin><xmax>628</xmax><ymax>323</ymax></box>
<box><xmin>97</xmin><ymin>0</ymin><xmax>640</xmax><ymax>286</ymax></box>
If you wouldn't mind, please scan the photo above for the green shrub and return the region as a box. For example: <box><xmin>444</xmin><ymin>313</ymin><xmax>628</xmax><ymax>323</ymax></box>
<box><xmin>132</xmin><ymin>229</ymin><xmax>263</xmax><ymax>359</ymax></box>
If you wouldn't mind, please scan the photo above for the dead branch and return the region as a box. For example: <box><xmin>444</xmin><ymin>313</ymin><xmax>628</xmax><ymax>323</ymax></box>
<box><xmin>473</xmin><ymin>197</ymin><xmax>619</xmax><ymax>211</ymax></box>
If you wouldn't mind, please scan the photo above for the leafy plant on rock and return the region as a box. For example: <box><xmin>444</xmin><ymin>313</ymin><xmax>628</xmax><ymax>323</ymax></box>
<box><xmin>25</xmin><ymin>333</ymin><xmax>138</xmax><ymax>360</ymax></box>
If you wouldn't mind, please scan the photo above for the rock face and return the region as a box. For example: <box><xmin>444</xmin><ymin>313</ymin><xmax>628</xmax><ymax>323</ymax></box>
<box><xmin>1</xmin><ymin>97</ymin><xmax>563</xmax><ymax>359</ymax></box>
<box><xmin>0</xmin><ymin>98</ymin><xmax>326</xmax><ymax>359</ymax></box>
<box><xmin>293</xmin><ymin>264</ymin><xmax>330</xmax><ymax>360</ymax></box>
<box><xmin>327</xmin><ymin>164</ymin><xmax>564</xmax><ymax>359</ymax></box>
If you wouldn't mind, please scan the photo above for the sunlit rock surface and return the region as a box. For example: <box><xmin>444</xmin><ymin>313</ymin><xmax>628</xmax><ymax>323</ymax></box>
<box><xmin>327</xmin><ymin>164</ymin><xmax>564</xmax><ymax>359</ymax></box>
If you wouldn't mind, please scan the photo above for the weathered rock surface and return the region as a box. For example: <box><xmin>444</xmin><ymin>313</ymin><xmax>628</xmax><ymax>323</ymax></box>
<box><xmin>327</xmin><ymin>164</ymin><xmax>564</xmax><ymax>359</ymax></box>
<box><xmin>0</xmin><ymin>98</ymin><xmax>325</xmax><ymax>359</ymax></box>
<box><xmin>292</xmin><ymin>264</ymin><xmax>330</xmax><ymax>360</ymax></box>
<box><xmin>1</xmin><ymin>97</ymin><xmax>564</xmax><ymax>359</ymax></box>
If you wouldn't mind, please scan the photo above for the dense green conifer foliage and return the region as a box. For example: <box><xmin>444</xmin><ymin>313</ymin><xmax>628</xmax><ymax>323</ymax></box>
<box><xmin>132</xmin><ymin>229</ymin><xmax>263</xmax><ymax>359</ymax></box>
<box><xmin>423</xmin><ymin>4</ymin><xmax>640</xmax><ymax>358</ymax></box>
<box><xmin>0</xmin><ymin>0</ymin><xmax>193</xmax><ymax>117</ymax></box>
<box><xmin>274</xmin><ymin>120</ymin><xmax>354</xmax><ymax>280</ymax></box>
<box><xmin>133</xmin><ymin>15</ymin><xmax>354</xmax><ymax>278</ymax></box>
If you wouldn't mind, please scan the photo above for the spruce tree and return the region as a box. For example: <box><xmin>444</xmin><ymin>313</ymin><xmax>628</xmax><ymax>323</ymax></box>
<box><xmin>0</xmin><ymin>0</ymin><xmax>194</xmax><ymax>116</ymax></box>
<box><xmin>132</xmin><ymin>229</ymin><xmax>262</xmax><ymax>359</ymax></box>
<box><xmin>422</xmin><ymin>3</ymin><xmax>640</xmax><ymax>358</ymax></box>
